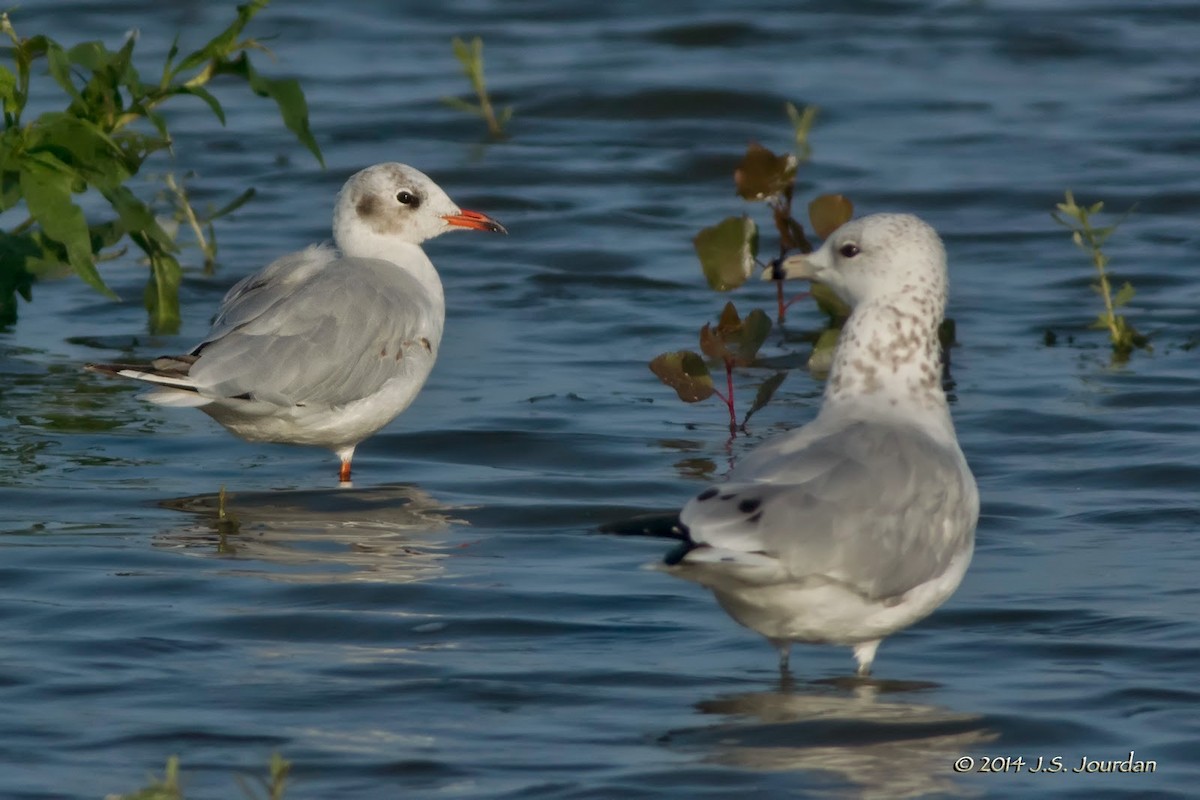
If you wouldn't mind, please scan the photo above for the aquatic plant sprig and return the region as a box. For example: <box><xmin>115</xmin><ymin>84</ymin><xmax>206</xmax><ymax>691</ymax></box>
<box><xmin>1051</xmin><ymin>190</ymin><xmax>1148</xmax><ymax>360</ymax></box>
<box><xmin>648</xmin><ymin>104</ymin><xmax>851</xmax><ymax>434</ymax></box>
<box><xmin>444</xmin><ymin>36</ymin><xmax>512</xmax><ymax>138</ymax></box>
<box><xmin>0</xmin><ymin>2</ymin><xmax>324</xmax><ymax>332</ymax></box>
<box><xmin>107</xmin><ymin>754</ymin><xmax>291</xmax><ymax>800</ymax></box>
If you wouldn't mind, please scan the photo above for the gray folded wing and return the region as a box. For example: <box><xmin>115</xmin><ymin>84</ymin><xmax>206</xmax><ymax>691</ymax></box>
<box><xmin>187</xmin><ymin>248</ymin><xmax>440</xmax><ymax>408</ymax></box>
<box><xmin>679</xmin><ymin>420</ymin><xmax>978</xmax><ymax>600</ymax></box>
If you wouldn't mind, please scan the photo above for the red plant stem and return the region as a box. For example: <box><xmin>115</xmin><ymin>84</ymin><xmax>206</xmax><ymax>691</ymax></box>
<box><xmin>724</xmin><ymin>358</ymin><xmax>736</xmax><ymax>433</ymax></box>
<box><xmin>783</xmin><ymin>291</ymin><xmax>811</xmax><ymax>310</ymax></box>
<box><xmin>775</xmin><ymin>280</ymin><xmax>787</xmax><ymax>324</ymax></box>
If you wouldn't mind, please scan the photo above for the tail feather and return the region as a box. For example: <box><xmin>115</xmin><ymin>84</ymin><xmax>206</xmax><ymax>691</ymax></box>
<box><xmin>85</xmin><ymin>356</ymin><xmax>206</xmax><ymax>401</ymax></box>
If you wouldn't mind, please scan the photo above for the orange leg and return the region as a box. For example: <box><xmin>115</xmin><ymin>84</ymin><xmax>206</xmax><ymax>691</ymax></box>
<box><xmin>335</xmin><ymin>445</ymin><xmax>357</xmax><ymax>483</ymax></box>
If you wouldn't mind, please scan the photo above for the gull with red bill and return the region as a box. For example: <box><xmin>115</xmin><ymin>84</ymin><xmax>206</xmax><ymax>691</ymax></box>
<box><xmin>87</xmin><ymin>162</ymin><xmax>505</xmax><ymax>482</ymax></box>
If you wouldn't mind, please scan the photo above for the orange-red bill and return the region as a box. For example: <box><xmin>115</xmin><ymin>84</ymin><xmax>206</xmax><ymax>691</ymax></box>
<box><xmin>443</xmin><ymin>208</ymin><xmax>507</xmax><ymax>234</ymax></box>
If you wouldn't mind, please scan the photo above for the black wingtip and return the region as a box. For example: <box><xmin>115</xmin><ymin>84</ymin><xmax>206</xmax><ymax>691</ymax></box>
<box><xmin>597</xmin><ymin>511</ymin><xmax>687</xmax><ymax>540</ymax></box>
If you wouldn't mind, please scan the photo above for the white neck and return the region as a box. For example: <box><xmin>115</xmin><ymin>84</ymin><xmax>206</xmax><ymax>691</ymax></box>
<box><xmin>336</xmin><ymin>227</ymin><xmax>445</xmax><ymax>309</ymax></box>
<box><xmin>822</xmin><ymin>292</ymin><xmax>953</xmax><ymax>438</ymax></box>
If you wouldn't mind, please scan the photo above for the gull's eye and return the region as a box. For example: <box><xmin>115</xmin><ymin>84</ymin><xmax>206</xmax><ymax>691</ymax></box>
<box><xmin>396</xmin><ymin>190</ymin><xmax>420</xmax><ymax>208</ymax></box>
<box><xmin>838</xmin><ymin>243</ymin><xmax>861</xmax><ymax>258</ymax></box>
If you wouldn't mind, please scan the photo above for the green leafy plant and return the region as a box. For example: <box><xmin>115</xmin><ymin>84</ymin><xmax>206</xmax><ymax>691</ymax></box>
<box><xmin>0</xmin><ymin>1</ymin><xmax>323</xmax><ymax>332</ymax></box>
<box><xmin>650</xmin><ymin>104</ymin><xmax>853</xmax><ymax>433</ymax></box>
<box><xmin>443</xmin><ymin>36</ymin><xmax>511</xmax><ymax>138</ymax></box>
<box><xmin>107</xmin><ymin>754</ymin><xmax>290</xmax><ymax>800</ymax></box>
<box><xmin>1051</xmin><ymin>190</ymin><xmax>1148</xmax><ymax>360</ymax></box>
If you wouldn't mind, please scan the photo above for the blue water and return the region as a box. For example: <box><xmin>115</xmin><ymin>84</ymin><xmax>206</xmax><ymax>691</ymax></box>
<box><xmin>2</xmin><ymin>1</ymin><xmax>1199</xmax><ymax>797</ymax></box>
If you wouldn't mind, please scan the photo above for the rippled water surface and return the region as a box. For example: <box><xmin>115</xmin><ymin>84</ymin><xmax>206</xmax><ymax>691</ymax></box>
<box><xmin>3</xmin><ymin>1</ymin><xmax>1199</xmax><ymax>798</ymax></box>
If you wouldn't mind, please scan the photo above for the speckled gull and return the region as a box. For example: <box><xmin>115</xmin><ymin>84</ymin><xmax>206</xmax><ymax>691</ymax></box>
<box><xmin>87</xmin><ymin>163</ymin><xmax>505</xmax><ymax>483</ymax></box>
<box><xmin>663</xmin><ymin>213</ymin><xmax>978</xmax><ymax>676</ymax></box>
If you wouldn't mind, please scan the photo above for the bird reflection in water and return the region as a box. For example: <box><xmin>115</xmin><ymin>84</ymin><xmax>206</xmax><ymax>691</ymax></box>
<box><xmin>667</xmin><ymin>679</ymin><xmax>996</xmax><ymax>799</ymax></box>
<box><xmin>156</xmin><ymin>483</ymin><xmax>466</xmax><ymax>584</ymax></box>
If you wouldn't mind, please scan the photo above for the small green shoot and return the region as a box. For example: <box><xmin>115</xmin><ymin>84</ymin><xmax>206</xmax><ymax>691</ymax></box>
<box><xmin>1051</xmin><ymin>190</ymin><xmax>1148</xmax><ymax>360</ymax></box>
<box><xmin>235</xmin><ymin>753</ymin><xmax>291</xmax><ymax>800</ymax></box>
<box><xmin>107</xmin><ymin>754</ymin><xmax>291</xmax><ymax>800</ymax></box>
<box><xmin>785</xmin><ymin>101</ymin><xmax>818</xmax><ymax>161</ymax></box>
<box><xmin>105</xmin><ymin>755</ymin><xmax>183</xmax><ymax>800</ymax></box>
<box><xmin>444</xmin><ymin>36</ymin><xmax>511</xmax><ymax>138</ymax></box>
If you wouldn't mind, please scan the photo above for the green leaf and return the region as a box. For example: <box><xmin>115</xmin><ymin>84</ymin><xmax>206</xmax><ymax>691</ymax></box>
<box><xmin>1112</xmin><ymin>281</ymin><xmax>1135</xmax><ymax>308</ymax></box>
<box><xmin>0</xmin><ymin>65</ymin><xmax>17</xmax><ymax>114</ymax></box>
<box><xmin>45</xmin><ymin>42</ymin><xmax>81</xmax><ymax>102</ymax></box>
<box><xmin>742</xmin><ymin>371</ymin><xmax>787</xmax><ymax>426</ymax></box>
<box><xmin>810</xmin><ymin>281</ymin><xmax>850</xmax><ymax>322</ymax></box>
<box><xmin>733</xmin><ymin>142</ymin><xmax>798</xmax><ymax>201</ymax></box>
<box><xmin>143</xmin><ymin>249</ymin><xmax>182</xmax><ymax>334</ymax></box>
<box><xmin>101</xmin><ymin>184</ymin><xmax>176</xmax><ymax>250</ymax></box>
<box><xmin>162</xmin><ymin>35</ymin><xmax>181</xmax><ymax>84</ymax></box>
<box><xmin>206</xmin><ymin>186</ymin><xmax>256</xmax><ymax>221</ymax></box>
<box><xmin>0</xmin><ymin>168</ymin><xmax>21</xmax><ymax>210</ymax></box>
<box><xmin>694</xmin><ymin>215</ymin><xmax>757</xmax><ymax>291</ymax></box>
<box><xmin>215</xmin><ymin>53</ymin><xmax>325</xmax><ymax>167</ymax></box>
<box><xmin>715</xmin><ymin>300</ymin><xmax>741</xmax><ymax>333</ymax></box>
<box><xmin>65</xmin><ymin>41</ymin><xmax>111</xmax><ymax>72</ymax></box>
<box><xmin>699</xmin><ymin>301</ymin><xmax>741</xmax><ymax>361</ymax></box>
<box><xmin>808</xmin><ymin>194</ymin><xmax>854</xmax><ymax>240</ymax></box>
<box><xmin>938</xmin><ymin>318</ymin><xmax>957</xmax><ymax>351</ymax></box>
<box><xmin>649</xmin><ymin>350</ymin><xmax>715</xmax><ymax>403</ymax></box>
<box><xmin>808</xmin><ymin>327</ymin><xmax>841</xmax><ymax>379</ymax></box>
<box><xmin>734</xmin><ymin>308</ymin><xmax>772</xmax><ymax>366</ymax></box>
<box><xmin>173</xmin><ymin>85</ymin><xmax>226</xmax><ymax>124</ymax></box>
<box><xmin>28</xmin><ymin>114</ymin><xmax>128</xmax><ymax>179</ymax></box>
<box><xmin>175</xmin><ymin>0</ymin><xmax>268</xmax><ymax>73</ymax></box>
<box><xmin>18</xmin><ymin>160</ymin><xmax>113</xmax><ymax>297</ymax></box>
<box><xmin>699</xmin><ymin>321</ymin><xmax>731</xmax><ymax>362</ymax></box>
<box><xmin>0</xmin><ymin>230</ymin><xmax>40</xmax><ymax>326</ymax></box>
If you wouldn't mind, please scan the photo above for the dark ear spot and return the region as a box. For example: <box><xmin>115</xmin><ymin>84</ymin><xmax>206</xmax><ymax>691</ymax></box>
<box><xmin>697</xmin><ymin>488</ymin><xmax>719</xmax><ymax>502</ymax></box>
<box><xmin>356</xmin><ymin>194</ymin><xmax>379</xmax><ymax>218</ymax></box>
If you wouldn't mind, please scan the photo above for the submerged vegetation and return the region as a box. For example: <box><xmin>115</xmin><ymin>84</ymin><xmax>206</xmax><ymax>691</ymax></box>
<box><xmin>0</xmin><ymin>0</ymin><xmax>323</xmax><ymax>332</ymax></box>
<box><xmin>649</xmin><ymin>104</ymin><xmax>856</xmax><ymax>433</ymax></box>
<box><xmin>444</xmin><ymin>36</ymin><xmax>511</xmax><ymax>138</ymax></box>
<box><xmin>1051</xmin><ymin>190</ymin><xmax>1148</xmax><ymax>361</ymax></box>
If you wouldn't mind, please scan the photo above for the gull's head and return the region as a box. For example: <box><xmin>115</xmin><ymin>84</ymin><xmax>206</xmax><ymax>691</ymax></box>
<box><xmin>767</xmin><ymin>213</ymin><xmax>946</xmax><ymax>307</ymax></box>
<box><xmin>333</xmin><ymin>162</ymin><xmax>505</xmax><ymax>250</ymax></box>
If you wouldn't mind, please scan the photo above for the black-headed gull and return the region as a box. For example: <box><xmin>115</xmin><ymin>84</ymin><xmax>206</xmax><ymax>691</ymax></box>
<box><xmin>88</xmin><ymin>163</ymin><xmax>505</xmax><ymax>482</ymax></box>
<box><xmin>664</xmin><ymin>213</ymin><xmax>978</xmax><ymax>677</ymax></box>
